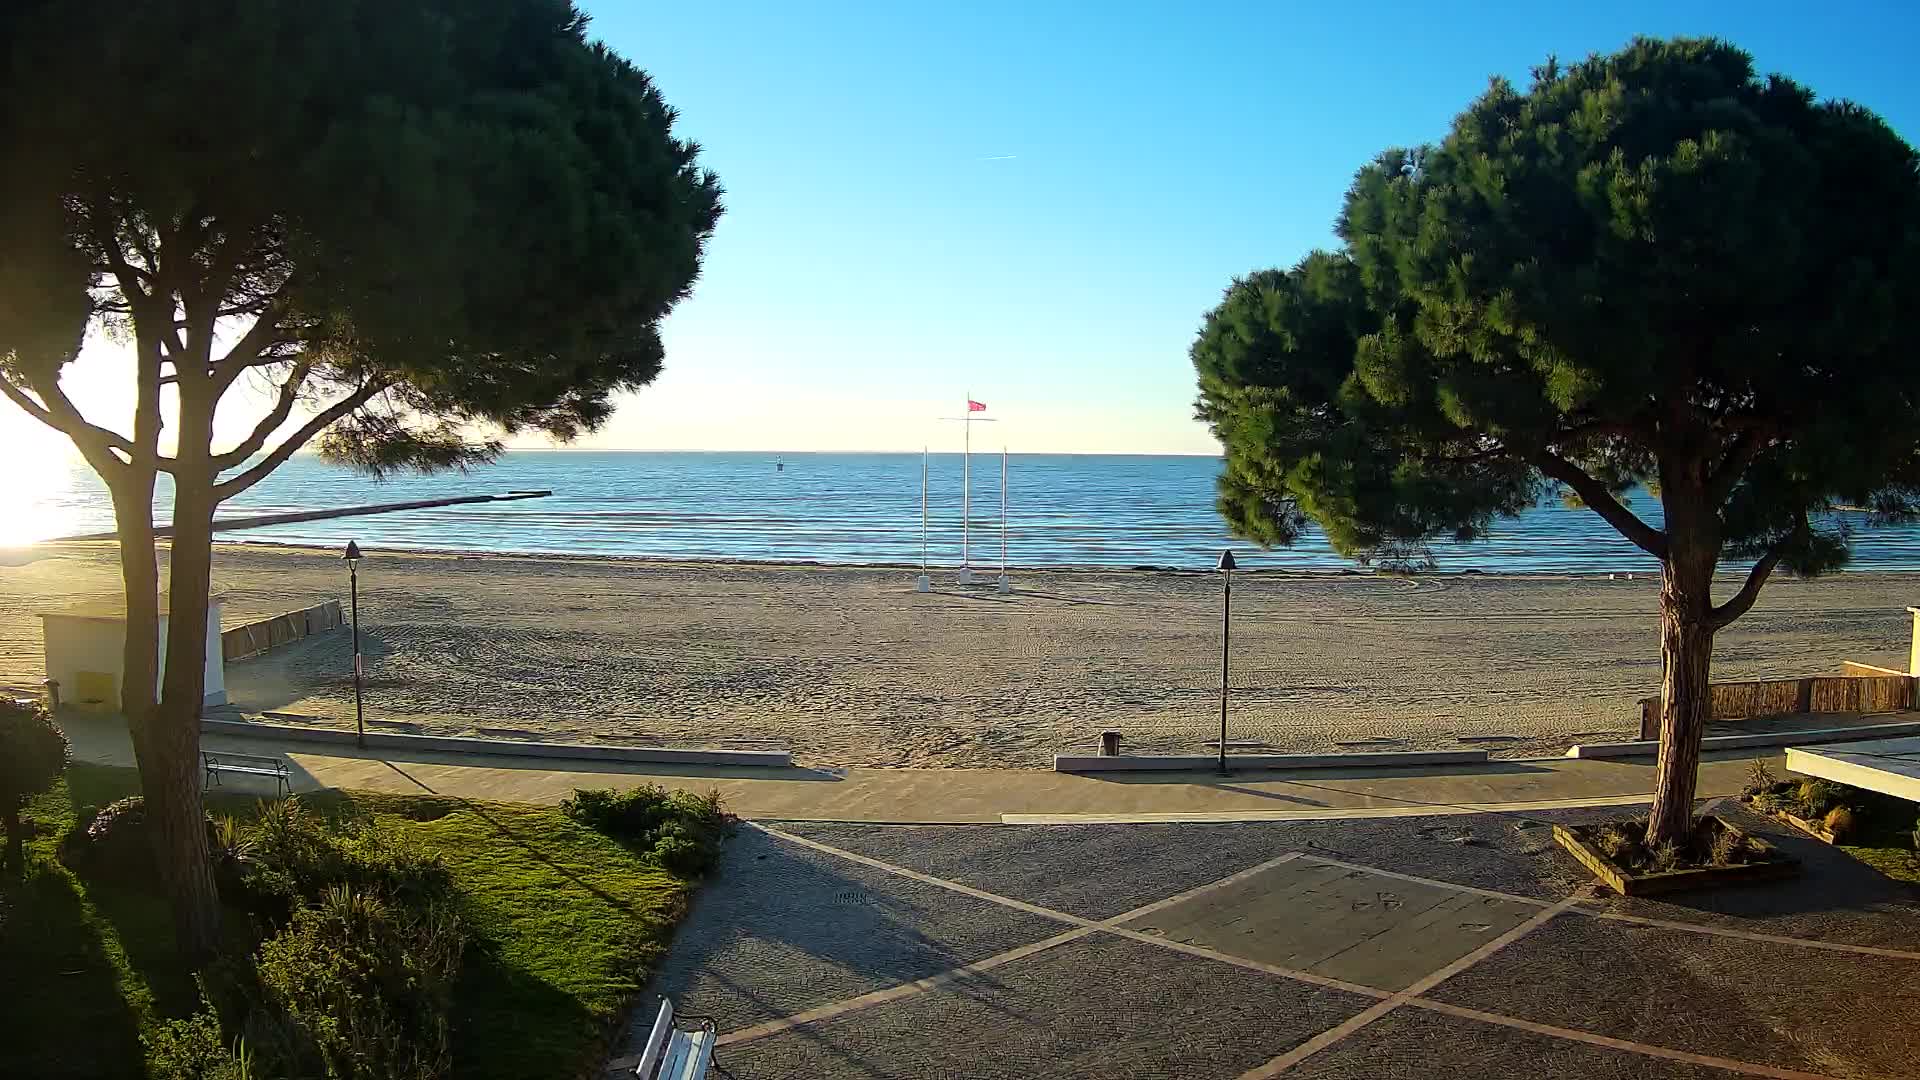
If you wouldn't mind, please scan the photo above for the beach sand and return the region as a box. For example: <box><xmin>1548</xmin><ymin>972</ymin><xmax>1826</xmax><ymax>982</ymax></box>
<box><xmin>0</xmin><ymin>542</ymin><xmax>1911</xmax><ymax>768</ymax></box>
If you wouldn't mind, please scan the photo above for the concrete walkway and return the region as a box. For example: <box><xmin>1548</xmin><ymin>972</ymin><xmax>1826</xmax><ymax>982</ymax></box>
<box><xmin>60</xmin><ymin>711</ymin><xmax>1765</xmax><ymax>823</ymax></box>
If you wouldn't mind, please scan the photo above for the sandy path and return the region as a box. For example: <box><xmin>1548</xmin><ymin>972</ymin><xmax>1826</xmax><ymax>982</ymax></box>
<box><xmin>0</xmin><ymin>542</ymin><xmax>1911</xmax><ymax>768</ymax></box>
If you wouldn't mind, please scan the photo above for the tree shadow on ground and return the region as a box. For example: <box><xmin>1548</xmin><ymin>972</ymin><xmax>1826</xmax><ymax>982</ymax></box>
<box><xmin>451</xmin><ymin>946</ymin><xmax>607</xmax><ymax>1080</ymax></box>
<box><xmin>0</xmin><ymin>859</ymin><xmax>147</xmax><ymax>1079</ymax></box>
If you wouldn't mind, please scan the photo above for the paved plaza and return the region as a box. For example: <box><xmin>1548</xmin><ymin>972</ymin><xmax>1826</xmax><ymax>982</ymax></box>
<box><xmin>621</xmin><ymin>802</ymin><xmax>1920</xmax><ymax>1079</ymax></box>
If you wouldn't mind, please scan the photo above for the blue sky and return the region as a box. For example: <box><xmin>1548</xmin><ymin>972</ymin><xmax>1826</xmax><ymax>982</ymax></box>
<box><xmin>570</xmin><ymin>0</ymin><xmax>1920</xmax><ymax>453</ymax></box>
<box><xmin>9</xmin><ymin>1</ymin><xmax>1919</xmax><ymax>461</ymax></box>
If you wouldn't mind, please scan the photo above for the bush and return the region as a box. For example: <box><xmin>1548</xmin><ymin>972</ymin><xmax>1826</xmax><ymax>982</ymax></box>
<box><xmin>1822</xmin><ymin>806</ymin><xmax>1858</xmax><ymax>841</ymax></box>
<box><xmin>255</xmin><ymin>887</ymin><xmax>462</xmax><ymax>1080</ymax></box>
<box><xmin>1797</xmin><ymin>779</ymin><xmax>1844</xmax><ymax>819</ymax></box>
<box><xmin>145</xmin><ymin>1005</ymin><xmax>254</xmax><ymax>1080</ymax></box>
<box><xmin>561</xmin><ymin>786</ymin><xmax>734</xmax><ymax>876</ymax></box>
<box><xmin>239</xmin><ymin>800</ymin><xmax>452</xmax><ymax>920</ymax></box>
<box><xmin>0</xmin><ymin>697</ymin><xmax>69</xmax><ymax>869</ymax></box>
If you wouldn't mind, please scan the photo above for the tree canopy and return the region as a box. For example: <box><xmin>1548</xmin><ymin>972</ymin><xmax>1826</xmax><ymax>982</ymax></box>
<box><xmin>1193</xmin><ymin>37</ymin><xmax>1920</xmax><ymax>845</ymax></box>
<box><xmin>1196</xmin><ymin>37</ymin><xmax>1920</xmax><ymax>586</ymax></box>
<box><xmin>0</xmin><ymin>0</ymin><xmax>722</xmax><ymax>481</ymax></box>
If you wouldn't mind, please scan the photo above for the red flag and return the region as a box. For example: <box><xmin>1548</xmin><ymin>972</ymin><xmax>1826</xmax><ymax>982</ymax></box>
<box><xmin>967</xmin><ymin>400</ymin><xmax>987</xmax><ymax>412</ymax></box>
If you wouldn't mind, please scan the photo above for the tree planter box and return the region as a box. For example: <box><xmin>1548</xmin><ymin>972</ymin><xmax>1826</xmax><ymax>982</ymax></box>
<box><xmin>1552</xmin><ymin>817</ymin><xmax>1801</xmax><ymax>896</ymax></box>
<box><xmin>1740</xmin><ymin>797</ymin><xmax>1842</xmax><ymax>844</ymax></box>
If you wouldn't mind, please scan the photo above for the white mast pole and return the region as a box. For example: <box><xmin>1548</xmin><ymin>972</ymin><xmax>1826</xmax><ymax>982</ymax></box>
<box><xmin>959</xmin><ymin>393</ymin><xmax>973</xmax><ymax>583</ymax></box>
<box><xmin>915</xmin><ymin>446</ymin><xmax>931</xmax><ymax>592</ymax></box>
<box><xmin>997</xmin><ymin>446</ymin><xmax>1010</xmax><ymax>594</ymax></box>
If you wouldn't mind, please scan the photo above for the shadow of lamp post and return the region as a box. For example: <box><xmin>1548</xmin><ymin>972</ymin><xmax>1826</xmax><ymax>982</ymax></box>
<box><xmin>1217</xmin><ymin>548</ymin><xmax>1236</xmax><ymax>776</ymax></box>
<box><xmin>344</xmin><ymin>540</ymin><xmax>365</xmax><ymax>749</ymax></box>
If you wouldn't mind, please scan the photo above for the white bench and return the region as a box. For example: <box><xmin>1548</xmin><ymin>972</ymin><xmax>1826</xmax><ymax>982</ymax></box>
<box><xmin>201</xmin><ymin>751</ymin><xmax>291</xmax><ymax>797</ymax></box>
<box><xmin>633</xmin><ymin>999</ymin><xmax>715</xmax><ymax>1080</ymax></box>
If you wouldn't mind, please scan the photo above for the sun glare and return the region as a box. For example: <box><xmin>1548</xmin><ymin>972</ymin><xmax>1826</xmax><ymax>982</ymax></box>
<box><xmin>1</xmin><ymin>418</ymin><xmax>91</xmax><ymax>546</ymax></box>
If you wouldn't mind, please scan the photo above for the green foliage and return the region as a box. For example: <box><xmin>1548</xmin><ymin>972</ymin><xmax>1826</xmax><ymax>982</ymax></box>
<box><xmin>560</xmin><ymin>786</ymin><xmax>734</xmax><ymax>876</ymax></box>
<box><xmin>7</xmin><ymin>768</ymin><xmax>697</xmax><ymax>1080</ymax></box>
<box><xmin>238</xmin><ymin>800</ymin><xmax>452</xmax><ymax>921</ymax></box>
<box><xmin>253</xmin><ymin>888</ymin><xmax>463</xmax><ymax>1080</ymax></box>
<box><xmin>145</xmin><ymin>1006</ymin><xmax>252</xmax><ymax>1080</ymax></box>
<box><xmin>1744</xmin><ymin>759</ymin><xmax>1777</xmax><ymax>794</ymax></box>
<box><xmin>1193</xmin><ymin>37</ymin><xmax>1920</xmax><ymax>585</ymax></box>
<box><xmin>0</xmin><ymin>0</ymin><xmax>722</xmax><ymax>465</ymax></box>
<box><xmin>0</xmin><ymin>698</ymin><xmax>67</xmax><ymax>869</ymax></box>
<box><xmin>1797</xmin><ymin>779</ymin><xmax>1844</xmax><ymax>819</ymax></box>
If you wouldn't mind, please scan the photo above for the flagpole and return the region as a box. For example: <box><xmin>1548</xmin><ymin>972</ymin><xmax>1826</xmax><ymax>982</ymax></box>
<box><xmin>960</xmin><ymin>393</ymin><xmax>972</xmax><ymax>583</ymax></box>
<box><xmin>915</xmin><ymin>446</ymin><xmax>930</xmax><ymax>592</ymax></box>
<box><xmin>997</xmin><ymin>445</ymin><xmax>1010</xmax><ymax>594</ymax></box>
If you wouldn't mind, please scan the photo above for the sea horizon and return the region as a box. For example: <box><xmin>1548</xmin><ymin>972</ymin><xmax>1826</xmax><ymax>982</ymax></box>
<box><xmin>26</xmin><ymin>448</ymin><xmax>1920</xmax><ymax>574</ymax></box>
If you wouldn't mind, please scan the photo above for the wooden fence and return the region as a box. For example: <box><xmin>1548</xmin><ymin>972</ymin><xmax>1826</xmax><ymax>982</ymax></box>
<box><xmin>1637</xmin><ymin>666</ymin><xmax>1915</xmax><ymax>738</ymax></box>
<box><xmin>221</xmin><ymin>600</ymin><xmax>343</xmax><ymax>662</ymax></box>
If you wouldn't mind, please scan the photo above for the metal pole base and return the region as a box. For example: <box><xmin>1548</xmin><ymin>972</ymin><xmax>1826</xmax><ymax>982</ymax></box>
<box><xmin>914</xmin><ymin>574</ymin><xmax>931</xmax><ymax>593</ymax></box>
<box><xmin>996</xmin><ymin>574</ymin><xmax>1011</xmax><ymax>594</ymax></box>
<box><xmin>957</xmin><ymin>566</ymin><xmax>975</xmax><ymax>585</ymax></box>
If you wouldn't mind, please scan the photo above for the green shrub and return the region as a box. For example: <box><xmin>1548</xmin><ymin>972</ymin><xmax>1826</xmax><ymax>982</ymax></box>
<box><xmin>239</xmin><ymin>800</ymin><xmax>452</xmax><ymax>919</ymax></box>
<box><xmin>1743</xmin><ymin>758</ymin><xmax>1776</xmax><ymax>795</ymax></box>
<box><xmin>1590</xmin><ymin>822</ymin><xmax>1636</xmax><ymax>861</ymax></box>
<box><xmin>63</xmin><ymin>795</ymin><xmax>224</xmax><ymax>882</ymax></box>
<box><xmin>0</xmin><ymin>697</ymin><xmax>69</xmax><ymax>869</ymax></box>
<box><xmin>1708</xmin><ymin>823</ymin><xmax>1744</xmax><ymax>866</ymax></box>
<box><xmin>560</xmin><ymin>786</ymin><xmax>734</xmax><ymax>876</ymax></box>
<box><xmin>1796</xmin><ymin>779</ymin><xmax>1844</xmax><ymax>818</ymax></box>
<box><xmin>255</xmin><ymin>887</ymin><xmax>462</xmax><ymax>1080</ymax></box>
<box><xmin>145</xmin><ymin>1006</ymin><xmax>254</xmax><ymax>1080</ymax></box>
<box><xmin>1646</xmin><ymin>841</ymin><xmax>1684</xmax><ymax>874</ymax></box>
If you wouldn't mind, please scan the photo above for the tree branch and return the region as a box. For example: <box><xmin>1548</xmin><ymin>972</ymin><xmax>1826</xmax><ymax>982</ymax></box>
<box><xmin>1709</xmin><ymin>520</ymin><xmax>1802</xmax><ymax>630</ymax></box>
<box><xmin>0</xmin><ymin>374</ymin><xmax>140</xmax><ymax>478</ymax></box>
<box><xmin>210</xmin><ymin>295</ymin><xmax>294</xmax><ymax>395</ymax></box>
<box><xmin>213</xmin><ymin>380</ymin><xmax>389</xmax><ymax>502</ymax></box>
<box><xmin>1707</xmin><ymin>427</ymin><xmax>1770</xmax><ymax>505</ymax></box>
<box><xmin>211</xmin><ymin>361</ymin><xmax>313</xmax><ymax>470</ymax></box>
<box><xmin>1534</xmin><ymin>452</ymin><xmax>1669</xmax><ymax>559</ymax></box>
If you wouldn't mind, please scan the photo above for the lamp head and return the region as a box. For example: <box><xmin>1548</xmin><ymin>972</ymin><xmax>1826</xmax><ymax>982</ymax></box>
<box><xmin>343</xmin><ymin>540</ymin><xmax>362</xmax><ymax>564</ymax></box>
<box><xmin>1216</xmin><ymin>549</ymin><xmax>1237</xmax><ymax>573</ymax></box>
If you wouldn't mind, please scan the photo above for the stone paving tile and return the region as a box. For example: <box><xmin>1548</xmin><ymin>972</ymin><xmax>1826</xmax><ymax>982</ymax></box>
<box><xmin>1585</xmin><ymin>802</ymin><xmax>1920</xmax><ymax>953</ymax></box>
<box><xmin>776</xmin><ymin>820</ymin><xmax>1301</xmax><ymax>919</ymax></box>
<box><xmin>779</xmin><ymin>806</ymin><xmax>1620</xmax><ymax>919</ymax></box>
<box><xmin>1120</xmin><ymin>859</ymin><xmax>1540</xmax><ymax>991</ymax></box>
<box><xmin>717</xmin><ymin>932</ymin><xmax>1377</xmax><ymax>1080</ymax></box>
<box><xmin>1287</xmin><ymin>1005</ymin><xmax>1756</xmax><ymax>1079</ymax></box>
<box><xmin>1426</xmin><ymin>912</ymin><xmax>1920</xmax><ymax>1078</ymax></box>
<box><xmin>624</xmin><ymin>827</ymin><xmax>1068</xmax><ymax>1044</ymax></box>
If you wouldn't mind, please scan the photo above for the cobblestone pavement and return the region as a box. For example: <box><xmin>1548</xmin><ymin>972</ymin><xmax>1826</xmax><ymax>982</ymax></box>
<box><xmin>617</xmin><ymin>802</ymin><xmax>1920</xmax><ymax>1079</ymax></box>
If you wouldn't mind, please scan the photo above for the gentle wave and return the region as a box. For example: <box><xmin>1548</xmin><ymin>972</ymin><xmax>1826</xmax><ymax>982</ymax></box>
<box><xmin>26</xmin><ymin>450</ymin><xmax>1920</xmax><ymax>572</ymax></box>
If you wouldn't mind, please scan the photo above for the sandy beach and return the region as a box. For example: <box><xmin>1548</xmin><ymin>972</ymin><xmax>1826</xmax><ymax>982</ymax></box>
<box><xmin>0</xmin><ymin>541</ymin><xmax>1911</xmax><ymax>768</ymax></box>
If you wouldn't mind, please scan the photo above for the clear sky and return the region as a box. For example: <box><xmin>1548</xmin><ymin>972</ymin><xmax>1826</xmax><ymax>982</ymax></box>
<box><xmin>9</xmin><ymin>0</ymin><xmax>1920</xmax><ymax>461</ymax></box>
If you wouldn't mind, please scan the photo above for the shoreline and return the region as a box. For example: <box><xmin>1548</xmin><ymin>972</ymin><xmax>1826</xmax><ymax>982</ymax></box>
<box><xmin>16</xmin><ymin>536</ymin><xmax>1883</xmax><ymax>583</ymax></box>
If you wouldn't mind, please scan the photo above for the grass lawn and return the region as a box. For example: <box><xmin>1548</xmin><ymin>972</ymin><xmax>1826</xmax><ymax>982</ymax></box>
<box><xmin>1838</xmin><ymin>792</ymin><xmax>1920</xmax><ymax>885</ymax></box>
<box><xmin>0</xmin><ymin>764</ymin><xmax>701</xmax><ymax>1080</ymax></box>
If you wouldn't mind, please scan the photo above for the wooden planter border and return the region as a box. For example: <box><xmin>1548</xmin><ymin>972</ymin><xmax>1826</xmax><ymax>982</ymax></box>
<box><xmin>1552</xmin><ymin>817</ymin><xmax>1801</xmax><ymax>896</ymax></box>
<box><xmin>1738</xmin><ymin>796</ymin><xmax>1844</xmax><ymax>844</ymax></box>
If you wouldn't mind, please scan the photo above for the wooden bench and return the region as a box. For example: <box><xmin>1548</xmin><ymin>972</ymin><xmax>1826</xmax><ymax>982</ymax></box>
<box><xmin>633</xmin><ymin>999</ymin><xmax>715</xmax><ymax>1079</ymax></box>
<box><xmin>201</xmin><ymin>751</ymin><xmax>290</xmax><ymax>797</ymax></box>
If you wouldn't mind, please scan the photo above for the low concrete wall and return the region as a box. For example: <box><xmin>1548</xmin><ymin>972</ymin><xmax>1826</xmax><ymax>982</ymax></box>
<box><xmin>1054</xmin><ymin>749</ymin><xmax>1489</xmax><ymax>773</ymax></box>
<box><xmin>1568</xmin><ymin>718</ymin><xmax>1920</xmax><ymax>759</ymax></box>
<box><xmin>199</xmin><ymin>717</ymin><xmax>793</xmax><ymax>768</ymax></box>
<box><xmin>222</xmin><ymin>601</ymin><xmax>343</xmax><ymax>662</ymax></box>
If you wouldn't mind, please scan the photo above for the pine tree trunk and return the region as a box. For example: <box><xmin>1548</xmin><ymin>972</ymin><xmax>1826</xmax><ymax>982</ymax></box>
<box><xmin>150</xmin><ymin>399</ymin><xmax>224</xmax><ymax>962</ymax></box>
<box><xmin>1645</xmin><ymin>539</ymin><xmax>1717</xmax><ymax>848</ymax></box>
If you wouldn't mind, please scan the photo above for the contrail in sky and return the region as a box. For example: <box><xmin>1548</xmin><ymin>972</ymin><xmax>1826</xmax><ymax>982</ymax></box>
<box><xmin>978</xmin><ymin>154</ymin><xmax>1017</xmax><ymax>161</ymax></box>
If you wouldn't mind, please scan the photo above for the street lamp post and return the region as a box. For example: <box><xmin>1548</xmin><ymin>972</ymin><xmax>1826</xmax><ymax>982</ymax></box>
<box><xmin>344</xmin><ymin>541</ymin><xmax>365</xmax><ymax>749</ymax></box>
<box><xmin>1217</xmin><ymin>548</ymin><xmax>1236</xmax><ymax>776</ymax></box>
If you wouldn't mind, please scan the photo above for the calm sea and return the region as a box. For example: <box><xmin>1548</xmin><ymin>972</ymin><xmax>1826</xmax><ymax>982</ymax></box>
<box><xmin>27</xmin><ymin>450</ymin><xmax>1920</xmax><ymax>573</ymax></box>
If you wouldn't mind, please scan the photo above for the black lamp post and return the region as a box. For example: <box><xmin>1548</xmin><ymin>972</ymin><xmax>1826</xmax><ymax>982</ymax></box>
<box><xmin>344</xmin><ymin>541</ymin><xmax>365</xmax><ymax>749</ymax></box>
<box><xmin>1216</xmin><ymin>548</ymin><xmax>1237</xmax><ymax>776</ymax></box>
